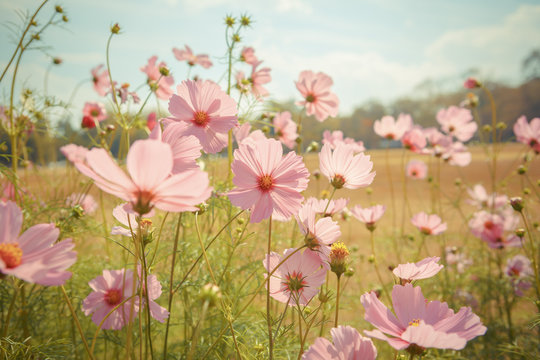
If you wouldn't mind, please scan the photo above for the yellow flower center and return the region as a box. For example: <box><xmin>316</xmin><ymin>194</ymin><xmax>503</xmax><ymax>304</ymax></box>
<box><xmin>0</xmin><ymin>243</ymin><xmax>23</xmax><ymax>269</ymax></box>
<box><xmin>193</xmin><ymin>111</ymin><xmax>210</xmax><ymax>127</ymax></box>
<box><xmin>258</xmin><ymin>174</ymin><xmax>274</xmax><ymax>192</ymax></box>
<box><xmin>408</xmin><ymin>319</ymin><xmax>420</xmax><ymax>327</ymax></box>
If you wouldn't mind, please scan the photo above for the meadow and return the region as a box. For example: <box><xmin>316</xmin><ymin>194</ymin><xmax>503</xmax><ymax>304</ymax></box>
<box><xmin>1</xmin><ymin>2</ymin><xmax>539</xmax><ymax>360</ymax></box>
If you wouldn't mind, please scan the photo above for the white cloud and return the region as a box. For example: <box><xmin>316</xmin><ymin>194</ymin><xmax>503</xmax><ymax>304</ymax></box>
<box><xmin>276</xmin><ymin>0</ymin><xmax>312</xmax><ymax>14</ymax></box>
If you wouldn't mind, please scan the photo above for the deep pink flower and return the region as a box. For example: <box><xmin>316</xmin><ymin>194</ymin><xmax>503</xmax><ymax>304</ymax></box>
<box><xmin>0</xmin><ymin>201</ymin><xmax>76</xmax><ymax>286</ymax></box>
<box><xmin>250</xmin><ymin>61</ymin><xmax>271</xmax><ymax>99</ymax></box>
<box><xmin>393</xmin><ymin>257</ymin><xmax>443</xmax><ymax>282</ymax></box>
<box><xmin>172</xmin><ymin>45</ymin><xmax>212</xmax><ymax>69</ymax></box>
<box><xmin>322</xmin><ymin>130</ymin><xmax>365</xmax><ymax>153</ymax></box>
<box><xmin>513</xmin><ymin>115</ymin><xmax>540</xmax><ymax>153</ymax></box>
<box><xmin>402</xmin><ymin>127</ymin><xmax>427</xmax><ymax>153</ymax></box>
<box><xmin>91</xmin><ymin>64</ymin><xmax>110</xmax><ymax>96</ymax></box>
<box><xmin>469</xmin><ymin>210</ymin><xmax>521</xmax><ymax>249</ymax></box>
<box><xmin>273</xmin><ymin>111</ymin><xmax>298</xmax><ymax>149</ymax></box>
<box><xmin>295</xmin><ymin>71</ymin><xmax>339</xmax><ymax>122</ymax></box>
<box><xmin>149</xmin><ymin>121</ymin><xmax>203</xmax><ymax>174</ymax></box>
<box><xmin>306</xmin><ymin>197</ymin><xmax>349</xmax><ymax>217</ymax></box>
<box><xmin>228</xmin><ymin>138</ymin><xmax>309</xmax><ymax>223</ymax></box>
<box><xmin>66</xmin><ymin>193</ymin><xmax>98</xmax><ymax>214</ymax></box>
<box><xmin>83</xmin><ymin>102</ymin><xmax>107</xmax><ymax>123</ymax></box>
<box><xmin>464</xmin><ymin>77</ymin><xmax>480</xmax><ymax>89</ymax></box>
<box><xmin>411</xmin><ymin>212</ymin><xmax>447</xmax><ymax>235</ymax></box>
<box><xmin>167</xmin><ymin>79</ymin><xmax>238</xmax><ymax>154</ymax></box>
<box><xmin>263</xmin><ymin>248</ymin><xmax>326</xmax><ymax>306</ymax></box>
<box><xmin>406</xmin><ymin>160</ymin><xmax>427</xmax><ymax>179</ymax></box>
<box><xmin>374</xmin><ymin>114</ymin><xmax>413</xmax><ymax>140</ymax></box>
<box><xmin>361</xmin><ymin>283</ymin><xmax>486</xmax><ymax>352</ymax></box>
<box><xmin>437</xmin><ymin>106</ymin><xmax>477</xmax><ymax>142</ymax></box>
<box><xmin>505</xmin><ymin>255</ymin><xmax>533</xmax><ymax>296</ymax></box>
<box><xmin>61</xmin><ymin>144</ymin><xmax>89</xmax><ymax>164</ymax></box>
<box><xmin>240</xmin><ymin>46</ymin><xmax>258</xmax><ymax>65</ymax></box>
<box><xmin>75</xmin><ymin>139</ymin><xmax>212</xmax><ymax>215</ymax></box>
<box><xmin>296</xmin><ymin>201</ymin><xmax>341</xmax><ymax>263</ymax></box>
<box><xmin>303</xmin><ymin>325</ymin><xmax>377</xmax><ymax>360</ymax></box>
<box><xmin>82</xmin><ymin>269</ymin><xmax>138</xmax><ymax>330</ymax></box>
<box><xmin>147</xmin><ymin>112</ymin><xmax>157</xmax><ymax>131</ymax></box>
<box><xmin>140</xmin><ymin>56</ymin><xmax>175</xmax><ymax>100</ymax></box>
<box><xmin>319</xmin><ymin>143</ymin><xmax>375</xmax><ymax>190</ymax></box>
<box><xmin>351</xmin><ymin>204</ymin><xmax>386</xmax><ymax>227</ymax></box>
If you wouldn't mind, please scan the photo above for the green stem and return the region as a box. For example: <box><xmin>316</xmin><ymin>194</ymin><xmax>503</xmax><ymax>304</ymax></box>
<box><xmin>61</xmin><ymin>285</ymin><xmax>95</xmax><ymax>360</ymax></box>
<box><xmin>370</xmin><ymin>230</ymin><xmax>391</xmax><ymax>304</ymax></box>
<box><xmin>384</xmin><ymin>144</ymin><xmax>400</xmax><ymax>263</ymax></box>
<box><xmin>195</xmin><ymin>213</ymin><xmax>217</xmax><ymax>283</ymax></box>
<box><xmin>186</xmin><ymin>301</ymin><xmax>209</xmax><ymax>360</ymax></box>
<box><xmin>267</xmin><ymin>215</ymin><xmax>274</xmax><ymax>360</ymax></box>
<box><xmin>334</xmin><ymin>275</ymin><xmax>341</xmax><ymax>328</ymax></box>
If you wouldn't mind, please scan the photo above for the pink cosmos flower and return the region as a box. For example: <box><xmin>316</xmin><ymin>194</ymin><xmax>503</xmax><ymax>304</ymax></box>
<box><xmin>240</xmin><ymin>46</ymin><xmax>258</xmax><ymax>65</ymax></box>
<box><xmin>137</xmin><ymin>266</ymin><xmax>169</xmax><ymax>322</ymax></box>
<box><xmin>464</xmin><ymin>77</ymin><xmax>480</xmax><ymax>89</ymax></box>
<box><xmin>1</xmin><ymin>182</ymin><xmax>26</xmax><ymax>202</ymax></box>
<box><xmin>60</xmin><ymin>144</ymin><xmax>88</xmax><ymax>164</ymax></box>
<box><xmin>445</xmin><ymin>247</ymin><xmax>472</xmax><ymax>274</ymax></box>
<box><xmin>406</xmin><ymin>160</ymin><xmax>427</xmax><ymax>179</ymax></box>
<box><xmin>466</xmin><ymin>184</ymin><xmax>508</xmax><ymax>210</ymax></box>
<box><xmin>350</xmin><ymin>204</ymin><xmax>386</xmax><ymax>228</ymax></box>
<box><xmin>437</xmin><ymin>106</ymin><xmax>477</xmax><ymax>142</ymax></box>
<box><xmin>319</xmin><ymin>143</ymin><xmax>375</xmax><ymax>190</ymax></box>
<box><xmin>228</xmin><ymin>138</ymin><xmax>309</xmax><ymax>223</ymax></box>
<box><xmin>167</xmin><ymin>79</ymin><xmax>238</xmax><ymax>154</ymax></box>
<box><xmin>423</xmin><ymin>128</ymin><xmax>453</xmax><ymax>157</ymax></box>
<box><xmin>505</xmin><ymin>255</ymin><xmax>533</xmax><ymax>296</ymax></box>
<box><xmin>393</xmin><ymin>257</ymin><xmax>444</xmax><ymax>282</ymax></box>
<box><xmin>441</xmin><ymin>142</ymin><xmax>471</xmax><ymax>167</ymax></box>
<box><xmin>111</xmin><ymin>203</ymin><xmax>155</xmax><ymax>237</ymax></box>
<box><xmin>361</xmin><ymin>283</ymin><xmax>487</xmax><ymax>352</ymax></box>
<box><xmin>147</xmin><ymin>112</ymin><xmax>157</xmax><ymax>131</ymax></box>
<box><xmin>0</xmin><ymin>201</ymin><xmax>76</xmax><ymax>286</ymax></box>
<box><xmin>91</xmin><ymin>64</ymin><xmax>110</xmax><ymax>96</ymax></box>
<box><xmin>296</xmin><ymin>201</ymin><xmax>341</xmax><ymax>263</ymax></box>
<box><xmin>295</xmin><ymin>70</ymin><xmax>339</xmax><ymax>122</ymax></box>
<box><xmin>263</xmin><ymin>248</ymin><xmax>326</xmax><ymax>306</ymax></box>
<box><xmin>172</xmin><ymin>45</ymin><xmax>212</xmax><ymax>69</ymax></box>
<box><xmin>235</xmin><ymin>71</ymin><xmax>250</xmax><ymax>94</ymax></box>
<box><xmin>82</xmin><ymin>102</ymin><xmax>107</xmax><ymax>129</ymax></box>
<box><xmin>468</xmin><ymin>210</ymin><xmax>521</xmax><ymax>249</ymax></box>
<box><xmin>75</xmin><ymin>139</ymin><xmax>212</xmax><ymax>215</ymax></box>
<box><xmin>66</xmin><ymin>193</ymin><xmax>98</xmax><ymax>214</ymax></box>
<box><xmin>513</xmin><ymin>115</ymin><xmax>540</xmax><ymax>153</ymax></box>
<box><xmin>374</xmin><ymin>114</ymin><xmax>413</xmax><ymax>140</ymax></box>
<box><xmin>110</xmin><ymin>82</ymin><xmax>140</xmax><ymax>104</ymax></box>
<box><xmin>250</xmin><ymin>61</ymin><xmax>271</xmax><ymax>99</ymax></box>
<box><xmin>233</xmin><ymin>122</ymin><xmax>267</xmax><ymax>146</ymax></box>
<box><xmin>149</xmin><ymin>121</ymin><xmax>203</xmax><ymax>174</ymax></box>
<box><xmin>140</xmin><ymin>56</ymin><xmax>175</xmax><ymax>100</ymax></box>
<box><xmin>402</xmin><ymin>127</ymin><xmax>427</xmax><ymax>153</ymax></box>
<box><xmin>306</xmin><ymin>197</ymin><xmax>349</xmax><ymax>217</ymax></box>
<box><xmin>322</xmin><ymin>130</ymin><xmax>365</xmax><ymax>153</ymax></box>
<box><xmin>411</xmin><ymin>212</ymin><xmax>447</xmax><ymax>235</ymax></box>
<box><xmin>82</xmin><ymin>269</ymin><xmax>138</xmax><ymax>330</ymax></box>
<box><xmin>302</xmin><ymin>325</ymin><xmax>377</xmax><ymax>360</ymax></box>
<box><xmin>273</xmin><ymin>111</ymin><xmax>298</xmax><ymax>149</ymax></box>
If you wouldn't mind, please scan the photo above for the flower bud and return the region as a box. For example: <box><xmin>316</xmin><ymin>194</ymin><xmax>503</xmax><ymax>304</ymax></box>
<box><xmin>306</xmin><ymin>141</ymin><xmax>319</xmax><ymax>152</ymax></box>
<box><xmin>53</xmin><ymin>57</ymin><xmax>62</xmax><ymax>65</ymax></box>
<box><xmin>111</xmin><ymin>23</ymin><xmax>121</xmax><ymax>34</ymax></box>
<box><xmin>518</xmin><ymin>165</ymin><xmax>527</xmax><ymax>175</ymax></box>
<box><xmin>344</xmin><ymin>267</ymin><xmax>355</xmax><ymax>277</ymax></box>
<box><xmin>237</xmin><ymin>217</ymin><xmax>245</xmax><ymax>225</ymax></box>
<box><xmin>482</xmin><ymin>124</ymin><xmax>492</xmax><ymax>133</ymax></box>
<box><xmin>366</xmin><ymin>187</ymin><xmax>373</xmax><ymax>195</ymax></box>
<box><xmin>454</xmin><ymin>178</ymin><xmax>462</xmax><ymax>186</ymax></box>
<box><xmin>312</xmin><ymin>170</ymin><xmax>321</xmax><ymax>180</ymax></box>
<box><xmin>32</xmin><ymin>34</ymin><xmax>40</xmax><ymax>41</ymax></box>
<box><xmin>62</xmin><ymin>15</ymin><xmax>68</xmax><ymax>22</ymax></box>
<box><xmin>261</xmin><ymin>125</ymin><xmax>270</xmax><ymax>134</ymax></box>
<box><xmin>195</xmin><ymin>202</ymin><xmax>209</xmax><ymax>215</ymax></box>
<box><xmin>55</xmin><ymin>5</ymin><xmax>63</xmax><ymax>13</ymax></box>
<box><xmin>329</xmin><ymin>242</ymin><xmax>349</xmax><ymax>277</ymax></box>
<box><xmin>515</xmin><ymin>228</ymin><xmax>525</xmax><ymax>238</ymax></box>
<box><xmin>318</xmin><ymin>290</ymin><xmax>330</xmax><ymax>303</ymax></box>
<box><xmin>496</xmin><ymin>122</ymin><xmax>506</xmax><ymax>130</ymax></box>
<box><xmin>106</xmin><ymin>124</ymin><xmax>116</xmax><ymax>133</ymax></box>
<box><xmin>523</xmin><ymin>188</ymin><xmax>531</xmax><ymax>195</ymax></box>
<box><xmin>159</xmin><ymin>66</ymin><xmax>170</xmax><ymax>76</ymax></box>
<box><xmin>368</xmin><ymin>254</ymin><xmax>375</xmax><ymax>263</ymax></box>
<box><xmin>224</xmin><ymin>15</ymin><xmax>236</xmax><ymax>27</ymax></box>
<box><xmin>200</xmin><ymin>283</ymin><xmax>222</xmax><ymax>307</ymax></box>
<box><xmin>71</xmin><ymin>205</ymin><xmax>84</xmax><ymax>219</ymax></box>
<box><xmin>240</xmin><ymin>15</ymin><xmax>251</xmax><ymax>27</ymax></box>
<box><xmin>464</xmin><ymin>77</ymin><xmax>481</xmax><ymax>89</ymax></box>
<box><xmin>509</xmin><ymin>197</ymin><xmax>524</xmax><ymax>212</ymax></box>
<box><xmin>232</xmin><ymin>34</ymin><xmax>241</xmax><ymax>42</ymax></box>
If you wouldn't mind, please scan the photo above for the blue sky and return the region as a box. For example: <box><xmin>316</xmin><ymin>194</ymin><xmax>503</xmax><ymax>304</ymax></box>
<box><xmin>1</xmin><ymin>0</ymin><xmax>540</xmax><ymax>119</ymax></box>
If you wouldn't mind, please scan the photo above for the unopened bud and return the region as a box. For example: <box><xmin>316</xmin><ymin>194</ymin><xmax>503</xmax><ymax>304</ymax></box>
<box><xmin>200</xmin><ymin>283</ymin><xmax>221</xmax><ymax>307</ymax></box>
<box><xmin>159</xmin><ymin>66</ymin><xmax>170</xmax><ymax>76</ymax></box>
<box><xmin>496</xmin><ymin>122</ymin><xmax>506</xmax><ymax>130</ymax></box>
<box><xmin>344</xmin><ymin>267</ymin><xmax>355</xmax><ymax>277</ymax></box>
<box><xmin>368</xmin><ymin>254</ymin><xmax>375</xmax><ymax>263</ymax></box>
<box><xmin>195</xmin><ymin>202</ymin><xmax>209</xmax><ymax>215</ymax></box>
<box><xmin>306</xmin><ymin>141</ymin><xmax>319</xmax><ymax>152</ymax></box>
<box><xmin>71</xmin><ymin>205</ymin><xmax>84</xmax><ymax>219</ymax></box>
<box><xmin>106</xmin><ymin>124</ymin><xmax>116</xmax><ymax>133</ymax></box>
<box><xmin>366</xmin><ymin>187</ymin><xmax>373</xmax><ymax>195</ymax></box>
<box><xmin>261</xmin><ymin>125</ymin><xmax>270</xmax><ymax>134</ymax></box>
<box><xmin>312</xmin><ymin>170</ymin><xmax>321</xmax><ymax>180</ymax></box>
<box><xmin>518</xmin><ymin>165</ymin><xmax>527</xmax><ymax>175</ymax></box>
<box><xmin>454</xmin><ymin>178</ymin><xmax>462</xmax><ymax>186</ymax></box>
<box><xmin>53</xmin><ymin>57</ymin><xmax>62</xmax><ymax>65</ymax></box>
<box><xmin>509</xmin><ymin>197</ymin><xmax>524</xmax><ymax>212</ymax></box>
<box><xmin>482</xmin><ymin>125</ymin><xmax>492</xmax><ymax>133</ymax></box>
<box><xmin>329</xmin><ymin>242</ymin><xmax>349</xmax><ymax>277</ymax></box>
<box><xmin>55</xmin><ymin>5</ymin><xmax>63</xmax><ymax>13</ymax></box>
<box><xmin>318</xmin><ymin>290</ymin><xmax>330</xmax><ymax>303</ymax></box>
<box><xmin>523</xmin><ymin>188</ymin><xmax>531</xmax><ymax>195</ymax></box>
<box><xmin>237</xmin><ymin>218</ymin><xmax>245</xmax><ymax>225</ymax></box>
<box><xmin>464</xmin><ymin>77</ymin><xmax>481</xmax><ymax>89</ymax></box>
<box><xmin>62</xmin><ymin>15</ymin><xmax>68</xmax><ymax>22</ymax></box>
<box><xmin>111</xmin><ymin>23</ymin><xmax>121</xmax><ymax>34</ymax></box>
<box><xmin>32</xmin><ymin>34</ymin><xmax>40</xmax><ymax>41</ymax></box>
<box><xmin>515</xmin><ymin>228</ymin><xmax>525</xmax><ymax>238</ymax></box>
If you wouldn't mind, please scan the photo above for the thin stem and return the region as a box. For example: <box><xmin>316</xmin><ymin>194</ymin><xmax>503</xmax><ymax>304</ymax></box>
<box><xmin>61</xmin><ymin>285</ymin><xmax>95</xmax><ymax>360</ymax></box>
<box><xmin>297</xmin><ymin>304</ymin><xmax>304</xmax><ymax>359</ymax></box>
<box><xmin>186</xmin><ymin>301</ymin><xmax>209</xmax><ymax>360</ymax></box>
<box><xmin>2</xmin><ymin>280</ymin><xmax>19</xmax><ymax>337</ymax></box>
<box><xmin>370</xmin><ymin>230</ymin><xmax>392</xmax><ymax>304</ymax></box>
<box><xmin>334</xmin><ymin>275</ymin><xmax>341</xmax><ymax>328</ymax></box>
<box><xmin>195</xmin><ymin>213</ymin><xmax>217</xmax><ymax>283</ymax></box>
<box><xmin>267</xmin><ymin>215</ymin><xmax>274</xmax><ymax>360</ymax></box>
<box><xmin>384</xmin><ymin>144</ymin><xmax>400</xmax><ymax>263</ymax></box>
<box><xmin>140</xmin><ymin>235</ymin><xmax>155</xmax><ymax>360</ymax></box>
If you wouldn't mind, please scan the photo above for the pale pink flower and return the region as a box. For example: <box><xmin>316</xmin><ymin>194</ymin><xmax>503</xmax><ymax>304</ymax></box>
<box><xmin>61</xmin><ymin>144</ymin><xmax>88</xmax><ymax>164</ymax></box>
<box><xmin>393</xmin><ymin>257</ymin><xmax>443</xmax><ymax>282</ymax></box>
<box><xmin>250</xmin><ymin>61</ymin><xmax>271</xmax><ymax>98</ymax></box>
<box><xmin>445</xmin><ymin>247</ymin><xmax>472</xmax><ymax>274</ymax></box>
<box><xmin>149</xmin><ymin>121</ymin><xmax>203</xmax><ymax>174</ymax></box>
<box><xmin>296</xmin><ymin>201</ymin><xmax>341</xmax><ymax>263</ymax></box>
<box><xmin>468</xmin><ymin>210</ymin><xmax>521</xmax><ymax>249</ymax></box>
<box><xmin>232</xmin><ymin>122</ymin><xmax>267</xmax><ymax>146</ymax></box>
<box><xmin>0</xmin><ymin>201</ymin><xmax>76</xmax><ymax>286</ymax></box>
<box><xmin>303</xmin><ymin>325</ymin><xmax>377</xmax><ymax>360</ymax></box>
<box><xmin>466</xmin><ymin>184</ymin><xmax>508</xmax><ymax>210</ymax></box>
<box><xmin>411</xmin><ymin>212</ymin><xmax>447</xmax><ymax>235</ymax></box>
<box><xmin>402</xmin><ymin>127</ymin><xmax>427</xmax><ymax>153</ymax></box>
<box><xmin>1</xmin><ymin>182</ymin><xmax>26</xmax><ymax>202</ymax></box>
<box><xmin>167</xmin><ymin>79</ymin><xmax>238</xmax><ymax>154</ymax></box>
<box><xmin>437</xmin><ymin>106</ymin><xmax>477</xmax><ymax>142</ymax></box>
<box><xmin>422</xmin><ymin>128</ymin><xmax>453</xmax><ymax>156</ymax></box>
<box><xmin>66</xmin><ymin>193</ymin><xmax>98</xmax><ymax>214</ymax></box>
<box><xmin>75</xmin><ymin>139</ymin><xmax>212</xmax><ymax>215</ymax></box>
<box><xmin>374</xmin><ymin>114</ymin><xmax>413</xmax><ymax>140</ymax></box>
<box><xmin>263</xmin><ymin>248</ymin><xmax>326</xmax><ymax>306</ymax></box>
<box><xmin>441</xmin><ymin>142</ymin><xmax>471</xmax><ymax>167</ymax></box>
<box><xmin>295</xmin><ymin>70</ymin><xmax>339</xmax><ymax>122</ymax></box>
<box><xmin>91</xmin><ymin>64</ymin><xmax>110</xmax><ymax>96</ymax></box>
<box><xmin>140</xmin><ymin>56</ymin><xmax>175</xmax><ymax>100</ymax></box>
<box><xmin>83</xmin><ymin>102</ymin><xmax>107</xmax><ymax>123</ymax></box>
<box><xmin>111</xmin><ymin>203</ymin><xmax>155</xmax><ymax>237</ymax></box>
<box><xmin>505</xmin><ymin>255</ymin><xmax>533</xmax><ymax>296</ymax></box>
<box><xmin>172</xmin><ymin>45</ymin><xmax>212</xmax><ymax>69</ymax></box>
<box><xmin>228</xmin><ymin>138</ymin><xmax>309</xmax><ymax>223</ymax></box>
<box><xmin>111</xmin><ymin>82</ymin><xmax>140</xmax><ymax>104</ymax></box>
<box><xmin>235</xmin><ymin>71</ymin><xmax>250</xmax><ymax>93</ymax></box>
<box><xmin>240</xmin><ymin>46</ymin><xmax>258</xmax><ymax>65</ymax></box>
<box><xmin>513</xmin><ymin>115</ymin><xmax>540</xmax><ymax>153</ymax></box>
<box><xmin>351</xmin><ymin>204</ymin><xmax>386</xmax><ymax>227</ymax></box>
<box><xmin>82</xmin><ymin>269</ymin><xmax>138</xmax><ymax>330</ymax></box>
<box><xmin>406</xmin><ymin>160</ymin><xmax>427</xmax><ymax>179</ymax></box>
<box><xmin>137</xmin><ymin>266</ymin><xmax>169</xmax><ymax>322</ymax></box>
<box><xmin>322</xmin><ymin>130</ymin><xmax>365</xmax><ymax>153</ymax></box>
<box><xmin>306</xmin><ymin>197</ymin><xmax>349</xmax><ymax>217</ymax></box>
<box><xmin>361</xmin><ymin>283</ymin><xmax>486</xmax><ymax>351</ymax></box>
<box><xmin>319</xmin><ymin>143</ymin><xmax>375</xmax><ymax>190</ymax></box>
<box><xmin>273</xmin><ymin>111</ymin><xmax>298</xmax><ymax>149</ymax></box>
